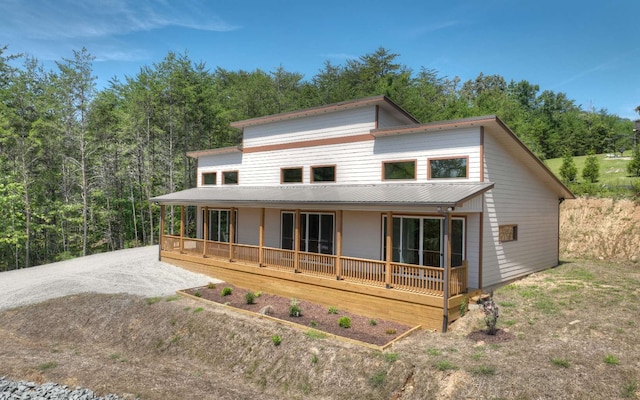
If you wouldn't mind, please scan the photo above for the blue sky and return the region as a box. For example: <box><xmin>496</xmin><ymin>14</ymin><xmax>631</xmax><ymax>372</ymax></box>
<box><xmin>1</xmin><ymin>0</ymin><xmax>639</xmax><ymax>119</ymax></box>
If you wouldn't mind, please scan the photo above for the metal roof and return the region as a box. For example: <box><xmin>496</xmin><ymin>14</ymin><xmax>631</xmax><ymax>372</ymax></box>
<box><xmin>151</xmin><ymin>182</ymin><xmax>494</xmax><ymax>208</ymax></box>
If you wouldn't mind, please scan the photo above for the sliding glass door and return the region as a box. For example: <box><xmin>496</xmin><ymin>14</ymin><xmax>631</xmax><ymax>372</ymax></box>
<box><xmin>383</xmin><ymin>215</ymin><xmax>464</xmax><ymax>267</ymax></box>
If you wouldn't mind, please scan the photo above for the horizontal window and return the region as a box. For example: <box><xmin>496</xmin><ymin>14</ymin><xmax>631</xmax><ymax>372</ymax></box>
<box><xmin>429</xmin><ymin>157</ymin><xmax>468</xmax><ymax>179</ymax></box>
<box><xmin>202</xmin><ymin>172</ymin><xmax>217</xmax><ymax>186</ymax></box>
<box><xmin>383</xmin><ymin>160</ymin><xmax>416</xmax><ymax>180</ymax></box>
<box><xmin>499</xmin><ymin>225</ymin><xmax>518</xmax><ymax>243</ymax></box>
<box><xmin>281</xmin><ymin>167</ymin><xmax>303</xmax><ymax>183</ymax></box>
<box><xmin>311</xmin><ymin>165</ymin><xmax>336</xmax><ymax>183</ymax></box>
<box><xmin>223</xmin><ymin>170</ymin><xmax>239</xmax><ymax>185</ymax></box>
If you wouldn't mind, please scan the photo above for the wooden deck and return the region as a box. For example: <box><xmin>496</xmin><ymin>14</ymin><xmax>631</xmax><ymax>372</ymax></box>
<box><xmin>160</xmin><ymin>235</ymin><xmax>474</xmax><ymax>331</ymax></box>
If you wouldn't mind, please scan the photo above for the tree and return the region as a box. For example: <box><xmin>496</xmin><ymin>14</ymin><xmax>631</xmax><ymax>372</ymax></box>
<box><xmin>559</xmin><ymin>152</ymin><xmax>578</xmax><ymax>183</ymax></box>
<box><xmin>582</xmin><ymin>152</ymin><xmax>600</xmax><ymax>183</ymax></box>
<box><xmin>628</xmin><ymin>147</ymin><xmax>640</xmax><ymax>177</ymax></box>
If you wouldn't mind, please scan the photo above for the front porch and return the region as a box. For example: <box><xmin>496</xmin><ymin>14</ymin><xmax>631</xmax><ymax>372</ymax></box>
<box><xmin>158</xmin><ymin>204</ymin><xmax>476</xmax><ymax>331</ymax></box>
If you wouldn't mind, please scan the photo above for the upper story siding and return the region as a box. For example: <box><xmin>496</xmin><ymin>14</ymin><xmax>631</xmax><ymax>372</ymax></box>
<box><xmin>196</xmin><ymin>123</ymin><xmax>483</xmax><ymax>187</ymax></box>
<box><xmin>242</xmin><ymin>107</ymin><xmax>377</xmax><ymax>149</ymax></box>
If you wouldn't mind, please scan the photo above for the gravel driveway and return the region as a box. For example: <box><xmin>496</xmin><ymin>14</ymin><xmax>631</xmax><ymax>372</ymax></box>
<box><xmin>0</xmin><ymin>246</ymin><xmax>216</xmax><ymax>311</ymax></box>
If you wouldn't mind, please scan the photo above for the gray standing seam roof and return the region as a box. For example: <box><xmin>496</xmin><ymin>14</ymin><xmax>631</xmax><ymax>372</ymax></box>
<box><xmin>151</xmin><ymin>182</ymin><xmax>494</xmax><ymax>208</ymax></box>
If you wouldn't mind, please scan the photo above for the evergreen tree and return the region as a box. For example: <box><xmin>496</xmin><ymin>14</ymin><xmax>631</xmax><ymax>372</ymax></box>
<box><xmin>582</xmin><ymin>152</ymin><xmax>600</xmax><ymax>183</ymax></box>
<box><xmin>628</xmin><ymin>147</ymin><xmax>640</xmax><ymax>177</ymax></box>
<box><xmin>559</xmin><ymin>152</ymin><xmax>577</xmax><ymax>183</ymax></box>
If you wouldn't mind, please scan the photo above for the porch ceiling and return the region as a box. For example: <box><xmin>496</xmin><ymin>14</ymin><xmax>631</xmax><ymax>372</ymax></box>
<box><xmin>151</xmin><ymin>182</ymin><xmax>494</xmax><ymax>209</ymax></box>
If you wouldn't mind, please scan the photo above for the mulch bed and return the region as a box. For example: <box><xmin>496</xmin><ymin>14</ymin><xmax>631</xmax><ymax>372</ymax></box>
<box><xmin>183</xmin><ymin>283</ymin><xmax>415</xmax><ymax>347</ymax></box>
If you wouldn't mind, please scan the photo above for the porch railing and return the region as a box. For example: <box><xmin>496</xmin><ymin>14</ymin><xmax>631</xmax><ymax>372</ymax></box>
<box><xmin>161</xmin><ymin>235</ymin><xmax>467</xmax><ymax>297</ymax></box>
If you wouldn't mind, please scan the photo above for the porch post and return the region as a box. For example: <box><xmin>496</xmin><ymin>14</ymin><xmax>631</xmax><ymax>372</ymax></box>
<box><xmin>259</xmin><ymin>207</ymin><xmax>265</xmax><ymax>266</ymax></box>
<box><xmin>179</xmin><ymin>205</ymin><xmax>185</xmax><ymax>253</ymax></box>
<box><xmin>335</xmin><ymin>210</ymin><xmax>342</xmax><ymax>280</ymax></box>
<box><xmin>385</xmin><ymin>211</ymin><xmax>392</xmax><ymax>288</ymax></box>
<box><xmin>202</xmin><ymin>206</ymin><xmax>208</xmax><ymax>257</ymax></box>
<box><xmin>294</xmin><ymin>209</ymin><xmax>300</xmax><ymax>272</ymax></box>
<box><xmin>159</xmin><ymin>204</ymin><xmax>165</xmax><ymax>260</ymax></box>
<box><xmin>229</xmin><ymin>207</ymin><xmax>236</xmax><ymax>262</ymax></box>
<box><xmin>442</xmin><ymin>212</ymin><xmax>452</xmax><ymax>332</ymax></box>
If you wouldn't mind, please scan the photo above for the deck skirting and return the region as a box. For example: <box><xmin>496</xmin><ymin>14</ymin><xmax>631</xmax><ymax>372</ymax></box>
<box><xmin>162</xmin><ymin>251</ymin><xmax>469</xmax><ymax>331</ymax></box>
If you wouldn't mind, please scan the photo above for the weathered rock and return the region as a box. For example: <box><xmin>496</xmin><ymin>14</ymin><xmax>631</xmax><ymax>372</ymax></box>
<box><xmin>0</xmin><ymin>377</ymin><xmax>135</xmax><ymax>400</ymax></box>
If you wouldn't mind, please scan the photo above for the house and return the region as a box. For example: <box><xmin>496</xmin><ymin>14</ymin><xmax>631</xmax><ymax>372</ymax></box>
<box><xmin>151</xmin><ymin>95</ymin><xmax>574</xmax><ymax>331</ymax></box>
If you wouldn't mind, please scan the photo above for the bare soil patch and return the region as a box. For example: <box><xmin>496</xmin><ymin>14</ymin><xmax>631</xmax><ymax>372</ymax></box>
<box><xmin>183</xmin><ymin>283</ymin><xmax>413</xmax><ymax>347</ymax></box>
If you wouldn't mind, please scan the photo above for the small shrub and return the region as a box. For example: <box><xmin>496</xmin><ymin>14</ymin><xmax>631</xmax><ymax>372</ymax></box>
<box><xmin>551</xmin><ymin>357</ymin><xmax>570</xmax><ymax>368</ymax></box>
<box><xmin>311</xmin><ymin>354</ymin><xmax>319</xmax><ymax>364</ymax></box>
<box><xmin>328</xmin><ymin>306</ymin><xmax>339</xmax><ymax>314</ymax></box>
<box><xmin>254</xmin><ymin>291</ymin><xmax>262</xmax><ymax>297</ymax></box>
<box><xmin>193</xmin><ymin>291</ymin><xmax>201</xmax><ymax>298</ymax></box>
<box><xmin>482</xmin><ymin>291</ymin><xmax>499</xmax><ymax>335</ymax></box>
<box><xmin>338</xmin><ymin>316</ymin><xmax>351</xmax><ymax>328</ymax></box>
<box><xmin>289</xmin><ymin>298</ymin><xmax>302</xmax><ymax>317</ymax></box>
<box><xmin>271</xmin><ymin>335</ymin><xmax>282</xmax><ymax>346</ymax></box>
<box><xmin>385</xmin><ymin>328</ymin><xmax>397</xmax><ymax>335</ymax></box>
<box><xmin>221</xmin><ymin>287</ymin><xmax>233</xmax><ymax>296</ymax></box>
<box><xmin>309</xmin><ymin>320</ymin><xmax>318</xmax><ymax>327</ymax></box>
<box><xmin>369</xmin><ymin>319</ymin><xmax>378</xmax><ymax>326</ymax></box>
<box><xmin>207</xmin><ymin>282</ymin><xmax>217</xmax><ymax>289</ymax></box>
<box><xmin>604</xmin><ymin>354</ymin><xmax>620</xmax><ymax>365</ymax></box>
<box><xmin>460</xmin><ymin>296</ymin><xmax>468</xmax><ymax>316</ymax></box>
<box><xmin>245</xmin><ymin>291</ymin><xmax>256</xmax><ymax>304</ymax></box>
<box><xmin>369</xmin><ymin>370</ymin><xmax>387</xmax><ymax>387</ymax></box>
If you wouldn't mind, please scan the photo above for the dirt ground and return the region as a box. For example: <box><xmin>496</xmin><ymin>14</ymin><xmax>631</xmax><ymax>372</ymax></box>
<box><xmin>1</xmin><ymin>258</ymin><xmax>639</xmax><ymax>399</ymax></box>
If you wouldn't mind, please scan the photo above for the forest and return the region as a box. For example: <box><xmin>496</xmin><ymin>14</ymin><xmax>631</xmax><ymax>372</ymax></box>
<box><xmin>0</xmin><ymin>45</ymin><xmax>635</xmax><ymax>270</ymax></box>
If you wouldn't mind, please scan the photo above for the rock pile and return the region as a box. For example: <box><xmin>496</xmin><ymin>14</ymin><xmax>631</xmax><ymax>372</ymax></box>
<box><xmin>0</xmin><ymin>377</ymin><xmax>134</xmax><ymax>400</ymax></box>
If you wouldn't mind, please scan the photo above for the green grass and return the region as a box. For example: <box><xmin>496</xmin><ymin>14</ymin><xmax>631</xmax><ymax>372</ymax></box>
<box><xmin>37</xmin><ymin>361</ymin><xmax>58</xmax><ymax>371</ymax></box>
<box><xmin>434</xmin><ymin>360</ymin><xmax>458</xmax><ymax>371</ymax></box>
<box><xmin>304</xmin><ymin>329</ymin><xmax>327</xmax><ymax>339</ymax></box>
<box><xmin>551</xmin><ymin>357</ymin><xmax>570</xmax><ymax>368</ymax></box>
<box><xmin>544</xmin><ymin>152</ymin><xmax>636</xmax><ymax>187</ymax></box>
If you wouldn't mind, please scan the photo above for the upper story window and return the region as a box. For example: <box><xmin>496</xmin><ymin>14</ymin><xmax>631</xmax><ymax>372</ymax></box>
<box><xmin>383</xmin><ymin>160</ymin><xmax>416</xmax><ymax>180</ymax></box>
<box><xmin>428</xmin><ymin>157</ymin><xmax>468</xmax><ymax>179</ymax></box>
<box><xmin>202</xmin><ymin>172</ymin><xmax>217</xmax><ymax>186</ymax></box>
<box><xmin>223</xmin><ymin>170</ymin><xmax>239</xmax><ymax>185</ymax></box>
<box><xmin>311</xmin><ymin>165</ymin><xmax>336</xmax><ymax>183</ymax></box>
<box><xmin>281</xmin><ymin>167</ymin><xmax>303</xmax><ymax>183</ymax></box>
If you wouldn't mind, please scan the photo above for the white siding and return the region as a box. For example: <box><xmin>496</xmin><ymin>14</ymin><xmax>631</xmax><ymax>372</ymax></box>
<box><xmin>242</xmin><ymin>107</ymin><xmax>376</xmax><ymax>148</ymax></box>
<box><xmin>264</xmin><ymin>209</ymin><xmax>281</xmax><ymax>248</ymax></box>
<box><xmin>342</xmin><ymin>211</ymin><xmax>382</xmax><ymax>259</ymax></box>
<box><xmin>237</xmin><ymin>208</ymin><xmax>260</xmax><ymax>246</ymax></box>
<box><xmin>482</xmin><ymin>133</ymin><xmax>560</xmax><ymax>287</ymax></box>
<box><xmin>377</xmin><ymin>107</ymin><xmax>411</xmax><ymax>128</ymax></box>
<box><xmin>197</xmin><ymin>127</ymin><xmax>483</xmax><ymax>187</ymax></box>
<box><xmin>465</xmin><ymin>213</ymin><xmax>480</xmax><ymax>289</ymax></box>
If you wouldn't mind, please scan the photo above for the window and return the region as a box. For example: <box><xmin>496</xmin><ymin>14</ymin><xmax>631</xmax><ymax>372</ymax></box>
<box><xmin>499</xmin><ymin>225</ymin><xmax>518</xmax><ymax>243</ymax></box>
<box><xmin>383</xmin><ymin>160</ymin><xmax>416</xmax><ymax>180</ymax></box>
<box><xmin>382</xmin><ymin>216</ymin><xmax>465</xmax><ymax>267</ymax></box>
<box><xmin>281</xmin><ymin>167</ymin><xmax>303</xmax><ymax>183</ymax></box>
<box><xmin>428</xmin><ymin>157</ymin><xmax>468</xmax><ymax>179</ymax></box>
<box><xmin>281</xmin><ymin>212</ymin><xmax>335</xmax><ymax>254</ymax></box>
<box><xmin>202</xmin><ymin>172</ymin><xmax>217</xmax><ymax>186</ymax></box>
<box><xmin>311</xmin><ymin>165</ymin><xmax>336</xmax><ymax>183</ymax></box>
<box><xmin>223</xmin><ymin>170</ymin><xmax>239</xmax><ymax>185</ymax></box>
<box><xmin>205</xmin><ymin>209</ymin><xmax>237</xmax><ymax>242</ymax></box>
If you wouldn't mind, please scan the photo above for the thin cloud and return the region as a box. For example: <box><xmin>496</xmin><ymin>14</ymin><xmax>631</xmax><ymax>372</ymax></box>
<box><xmin>405</xmin><ymin>21</ymin><xmax>460</xmax><ymax>38</ymax></box>
<box><xmin>0</xmin><ymin>0</ymin><xmax>239</xmax><ymax>41</ymax></box>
